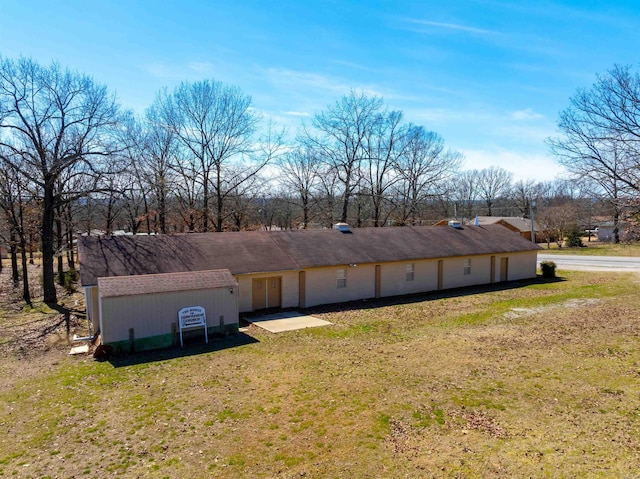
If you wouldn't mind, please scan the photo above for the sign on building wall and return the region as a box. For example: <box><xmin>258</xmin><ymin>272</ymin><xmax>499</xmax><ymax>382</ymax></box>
<box><xmin>178</xmin><ymin>306</ymin><xmax>208</xmax><ymax>347</ymax></box>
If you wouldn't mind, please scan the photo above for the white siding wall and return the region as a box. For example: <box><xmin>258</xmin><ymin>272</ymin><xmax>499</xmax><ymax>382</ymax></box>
<box><xmin>232</xmin><ymin>252</ymin><xmax>538</xmax><ymax>312</ymax></box>
<box><xmin>380</xmin><ymin>260</ymin><xmax>439</xmax><ymax>297</ymax></box>
<box><xmin>101</xmin><ymin>288</ymin><xmax>238</xmax><ymax>344</ymax></box>
<box><xmin>502</xmin><ymin>251</ymin><xmax>538</xmax><ymax>281</ymax></box>
<box><xmin>304</xmin><ymin>264</ymin><xmax>376</xmax><ymax>308</ymax></box>
<box><xmin>235</xmin><ymin>270</ymin><xmax>299</xmax><ymax>313</ymax></box>
<box><xmin>442</xmin><ymin>255</ymin><xmax>491</xmax><ymax>289</ymax></box>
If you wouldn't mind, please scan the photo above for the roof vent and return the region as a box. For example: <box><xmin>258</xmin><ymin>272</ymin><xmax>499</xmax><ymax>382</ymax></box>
<box><xmin>448</xmin><ymin>220</ymin><xmax>462</xmax><ymax>229</ymax></box>
<box><xmin>333</xmin><ymin>222</ymin><xmax>351</xmax><ymax>233</ymax></box>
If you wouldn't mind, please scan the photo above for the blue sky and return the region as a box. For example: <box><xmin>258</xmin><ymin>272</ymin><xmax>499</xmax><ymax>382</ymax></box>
<box><xmin>1</xmin><ymin>0</ymin><xmax>639</xmax><ymax>181</ymax></box>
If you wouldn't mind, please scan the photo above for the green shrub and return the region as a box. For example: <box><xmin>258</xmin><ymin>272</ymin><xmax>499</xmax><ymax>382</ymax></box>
<box><xmin>540</xmin><ymin>260</ymin><xmax>557</xmax><ymax>278</ymax></box>
<box><xmin>63</xmin><ymin>268</ymin><xmax>79</xmax><ymax>293</ymax></box>
<box><xmin>566</xmin><ymin>225</ymin><xmax>584</xmax><ymax>248</ymax></box>
<box><xmin>66</xmin><ymin>268</ymin><xmax>79</xmax><ymax>282</ymax></box>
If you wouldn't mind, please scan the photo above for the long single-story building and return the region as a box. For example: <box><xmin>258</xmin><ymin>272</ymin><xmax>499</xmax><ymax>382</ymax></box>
<box><xmin>79</xmin><ymin>224</ymin><xmax>541</xmax><ymax>351</ymax></box>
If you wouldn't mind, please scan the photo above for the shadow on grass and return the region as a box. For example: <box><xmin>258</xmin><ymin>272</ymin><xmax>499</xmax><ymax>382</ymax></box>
<box><xmin>41</xmin><ymin>301</ymin><xmax>87</xmax><ymax>338</ymax></box>
<box><xmin>106</xmin><ymin>332</ymin><xmax>259</xmax><ymax>368</ymax></box>
<box><xmin>302</xmin><ymin>275</ymin><xmax>567</xmax><ymax>316</ymax></box>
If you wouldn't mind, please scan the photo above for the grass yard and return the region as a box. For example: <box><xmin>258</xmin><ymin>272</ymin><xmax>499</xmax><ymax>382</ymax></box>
<box><xmin>1</xmin><ymin>269</ymin><xmax>640</xmax><ymax>478</ymax></box>
<box><xmin>539</xmin><ymin>239</ymin><xmax>640</xmax><ymax>256</ymax></box>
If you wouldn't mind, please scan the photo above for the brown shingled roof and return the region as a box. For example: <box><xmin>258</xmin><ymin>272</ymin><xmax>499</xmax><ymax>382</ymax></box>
<box><xmin>98</xmin><ymin>269</ymin><xmax>237</xmax><ymax>299</ymax></box>
<box><xmin>79</xmin><ymin>231</ymin><xmax>299</xmax><ymax>287</ymax></box>
<box><xmin>79</xmin><ymin>225</ymin><xmax>540</xmax><ymax>287</ymax></box>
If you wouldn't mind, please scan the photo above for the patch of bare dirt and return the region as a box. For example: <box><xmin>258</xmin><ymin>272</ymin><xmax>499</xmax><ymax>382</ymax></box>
<box><xmin>0</xmin><ymin>263</ymin><xmax>87</xmax><ymax>359</ymax></box>
<box><xmin>450</xmin><ymin>408</ymin><xmax>509</xmax><ymax>439</ymax></box>
<box><xmin>388</xmin><ymin>419</ymin><xmax>423</xmax><ymax>457</ymax></box>
<box><xmin>504</xmin><ymin>298</ymin><xmax>601</xmax><ymax>320</ymax></box>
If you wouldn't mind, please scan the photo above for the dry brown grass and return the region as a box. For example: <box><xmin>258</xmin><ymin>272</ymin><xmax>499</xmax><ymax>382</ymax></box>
<box><xmin>0</xmin><ymin>268</ymin><xmax>639</xmax><ymax>478</ymax></box>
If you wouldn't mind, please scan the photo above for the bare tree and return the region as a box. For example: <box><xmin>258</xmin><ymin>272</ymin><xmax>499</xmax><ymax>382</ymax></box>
<box><xmin>302</xmin><ymin>91</ymin><xmax>383</xmax><ymax>223</ymax></box>
<box><xmin>143</xmin><ymin>104</ymin><xmax>178</xmax><ymax>233</ymax></box>
<box><xmin>277</xmin><ymin>145</ymin><xmax>321</xmax><ymax>229</ymax></box>
<box><xmin>537</xmin><ymin>203</ymin><xmax>579</xmax><ymax>249</ymax></box>
<box><xmin>548</xmin><ymin>65</ymin><xmax>640</xmax><ymax>242</ymax></box>
<box><xmin>511</xmin><ymin>179</ymin><xmax>538</xmax><ymax>217</ymax></box>
<box><xmin>0</xmin><ymin>161</ymin><xmax>31</xmax><ymax>302</ymax></box>
<box><xmin>448</xmin><ymin>170</ymin><xmax>480</xmax><ymax>222</ymax></box>
<box><xmin>153</xmin><ymin>80</ymin><xmax>275</xmax><ymax>232</ymax></box>
<box><xmin>364</xmin><ymin>109</ymin><xmax>405</xmax><ymax>227</ymax></box>
<box><xmin>315</xmin><ymin>164</ymin><xmax>340</xmax><ymax>228</ymax></box>
<box><xmin>394</xmin><ymin>126</ymin><xmax>462</xmax><ymax>225</ymax></box>
<box><xmin>551</xmin><ymin>65</ymin><xmax>640</xmax><ymax>192</ymax></box>
<box><xmin>0</xmin><ymin>56</ymin><xmax>121</xmax><ymax>303</ymax></box>
<box><xmin>476</xmin><ymin>166</ymin><xmax>513</xmax><ymax>216</ymax></box>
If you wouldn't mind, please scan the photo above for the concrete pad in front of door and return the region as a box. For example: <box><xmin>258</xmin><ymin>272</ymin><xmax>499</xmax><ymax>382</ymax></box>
<box><xmin>247</xmin><ymin>311</ymin><xmax>332</xmax><ymax>333</ymax></box>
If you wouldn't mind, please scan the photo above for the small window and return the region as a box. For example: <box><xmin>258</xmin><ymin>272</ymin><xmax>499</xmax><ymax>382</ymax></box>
<box><xmin>337</xmin><ymin>268</ymin><xmax>347</xmax><ymax>288</ymax></box>
<box><xmin>463</xmin><ymin>259</ymin><xmax>471</xmax><ymax>275</ymax></box>
<box><xmin>405</xmin><ymin>263</ymin><xmax>415</xmax><ymax>281</ymax></box>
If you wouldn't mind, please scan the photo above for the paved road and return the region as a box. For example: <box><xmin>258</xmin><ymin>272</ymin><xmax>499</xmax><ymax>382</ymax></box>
<box><xmin>538</xmin><ymin>253</ymin><xmax>640</xmax><ymax>272</ymax></box>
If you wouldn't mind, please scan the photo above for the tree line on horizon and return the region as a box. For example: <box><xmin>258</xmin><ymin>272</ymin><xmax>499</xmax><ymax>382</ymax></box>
<box><xmin>0</xmin><ymin>54</ymin><xmax>637</xmax><ymax>305</ymax></box>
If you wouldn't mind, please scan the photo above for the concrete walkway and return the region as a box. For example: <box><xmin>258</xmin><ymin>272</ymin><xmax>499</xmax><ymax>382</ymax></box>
<box><xmin>246</xmin><ymin>311</ymin><xmax>332</xmax><ymax>333</ymax></box>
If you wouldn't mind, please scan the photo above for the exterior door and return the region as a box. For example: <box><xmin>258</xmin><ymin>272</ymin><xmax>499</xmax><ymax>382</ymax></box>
<box><xmin>267</xmin><ymin>277</ymin><xmax>281</xmax><ymax>308</ymax></box>
<box><xmin>500</xmin><ymin>258</ymin><xmax>509</xmax><ymax>282</ymax></box>
<box><xmin>490</xmin><ymin>256</ymin><xmax>496</xmax><ymax>284</ymax></box>
<box><xmin>375</xmin><ymin>265</ymin><xmax>381</xmax><ymax>298</ymax></box>
<box><xmin>252</xmin><ymin>279</ymin><xmax>267</xmax><ymax>310</ymax></box>
<box><xmin>437</xmin><ymin>260</ymin><xmax>444</xmax><ymax>290</ymax></box>
<box><xmin>298</xmin><ymin>271</ymin><xmax>306</xmax><ymax>308</ymax></box>
<box><xmin>252</xmin><ymin>277</ymin><xmax>281</xmax><ymax>310</ymax></box>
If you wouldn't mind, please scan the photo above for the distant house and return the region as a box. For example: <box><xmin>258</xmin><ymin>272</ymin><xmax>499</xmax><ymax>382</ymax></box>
<box><xmin>434</xmin><ymin>216</ymin><xmax>542</xmax><ymax>242</ymax></box>
<box><xmin>594</xmin><ymin>221</ymin><xmax>629</xmax><ymax>242</ymax></box>
<box><xmin>79</xmin><ymin>224</ymin><xmax>541</xmax><ymax>352</ymax></box>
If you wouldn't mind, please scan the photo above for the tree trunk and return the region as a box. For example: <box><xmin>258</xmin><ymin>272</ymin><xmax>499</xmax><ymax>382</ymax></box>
<box><xmin>216</xmin><ymin>165</ymin><xmax>223</xmax><ymax>232</ymax></box>
<box><xmin>202</xmin><ymin>176</ymin><xmax>209</xmax><ymax>232</ymax></box>
<box><xmin>56</xmin><ymin>210</ymin><xmax>64</xmax><ymax>285</ymax></box>
<box><xmin>42</xmin><ymin>183</ymin><xmax>58</xmax><ymax>304</ymax></box>
<box><xmin>340</xmin><ymin>193</ymin><xmax>350</xmax><ymax>224</ymax></box>
<box><xmin>302</xmin><ymin>194</ymin><xmax>309</xmax><ymax>229</ymax></box>
<box><xmin>18</xmin><ymin>197</ymin><xmax>31</xmax><ymax>305</ymax></box>
<box><xmin>613</xmin><ymin>211</ymin><xmax>620</xmax><ymax>244</ymax></box>
<box><xmin>159</xmin><ymin>183</ymin><xmax>167</xmax><ymax>233</ymax></box>
<box><xmin>66</xmin><ymin>204</ymin><xmax>75</xmax><ymax>270</ymax></box>
<box><xmin>28</xmin><ymin>231</ymin><xmax>34</xmax><ymax>265</ymax></box>
<box><xmin>105</xmin><ymin>193</ymin><xmax>115</xmax><ymax>235</ymax></box>
<box><xmin>10</xmin><ymin>229</ymin><xmax>19</xmax><ymax>288</ymax></box>
<box><xmin>20</xmin><ymin>236</ymin><xmax>31</xmax><ymax>305</ymax></box>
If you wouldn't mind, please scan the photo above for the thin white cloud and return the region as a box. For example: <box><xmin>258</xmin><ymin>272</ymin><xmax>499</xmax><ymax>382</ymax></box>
<box><xmin>511</xmin><ymin>108</ymin><xmax>544</xmax><ymax>121</ymax></box>
<box><xmin>402</xmin><ymin>18</ymin><xmax>500</xmax><ymax>36</ymax></box>
<box><xmin>264</xmin><ymin>67</ymin><xmax>388</xmax><ymax>101</ymax></box>
<box><xmin>188</xmin><ymin>61</ymin><xmax>215</xmax><ymax>74</ymax></box>
<box><xmin>284</xmin><ymin>111</ymin><xmax>310</xmax><ymax>117</ymax></box>
<box><xmin>407</xmin><ymin>106</ymin><xmax>494</xmax><ymax>125</ymax></box>
<box><xmin>331</xmin><ymin>59</ymin><xmax>382</xmax><ymax>74</ymax></box>
<box><xmin>143</xmin><ymin>60</ymin><xmax>219</xmax><ymax>81</ymax></box>
<box><xmin>265</xmin><ymin>68</ymin><xmax>347</xmax><ymax>94</ymax></box>
<box><xmin>143</xmin><ymin>62</ymin><xmax>175</xmax><ymax>79</ymax></box>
